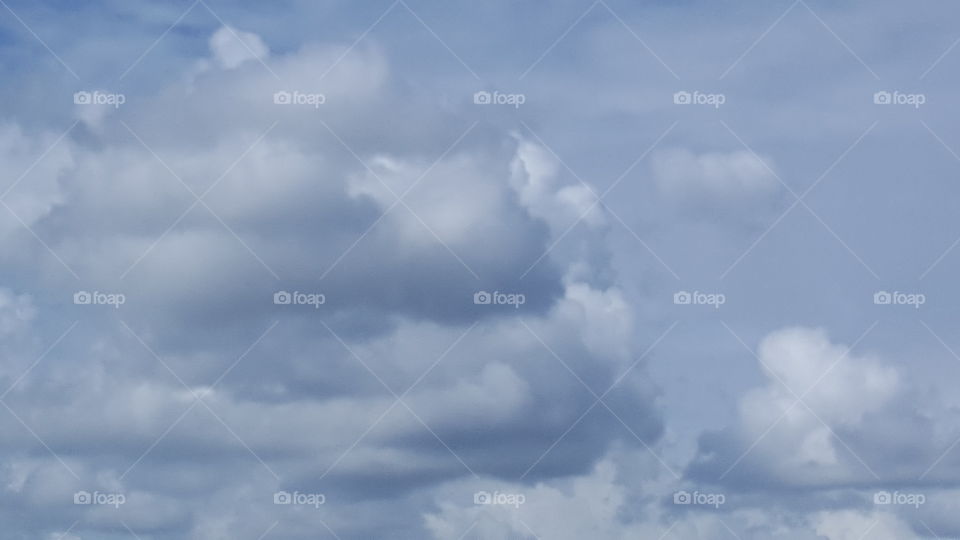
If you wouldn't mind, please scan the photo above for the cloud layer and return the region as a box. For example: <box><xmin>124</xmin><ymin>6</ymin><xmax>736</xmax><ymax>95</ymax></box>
<box><xmin>1</xmin><ymin>1</ymin><xmax>960</xmax><ymax>538</ymax></box>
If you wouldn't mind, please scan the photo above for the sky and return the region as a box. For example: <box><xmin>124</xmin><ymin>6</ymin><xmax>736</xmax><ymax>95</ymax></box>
<box><xmin>1</xmin><ymin>0</ymin><xmax>960</xmax><ymax>538</ymax></box>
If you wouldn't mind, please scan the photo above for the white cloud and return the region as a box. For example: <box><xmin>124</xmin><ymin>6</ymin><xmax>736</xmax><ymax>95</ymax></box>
<box><xmin>813</xmin><ymin>510</ymin><xmax>915</xmax><ymax>540</ymax></box>
<box><xmin>652</xmin><ymin>148</ymin><xmax>779</xmax><ymax>206</ymax></box>
<box><xmin>424</xmin><ymin>458</ymin><xmax>637</xmax><ymax>540</ymax></box>
<box><xmin>510</xmin><ymin>137</ymin><xmax>606</xmax><ymax>231</ymax></box>
<box><xmin>2</xmin><ymin>2</ymin><xmax>957</xmax><ymax>539</ymax></box>
<box><xmin>739</xmin><ymin>327</ymin><xmax>898</xmax><ymax>472</ymax></box>
<box><xmin>688</xmin><ymin>326</ymin><xmax>918</xmax><ymax>488</ymax></box>
<box><xmin>0</xmin><ymin>125</ymin><xmax>73</xmax><ymax>235</ymax></box>
<box><xmin>347</xmin><ymin>153</ymin><xmax>509</xmax><ymax>248</ymax></box>
<box><xmin>209</xmin><ymin>25</ymin><xmax>269</xmax><ymax>70</ymax></box>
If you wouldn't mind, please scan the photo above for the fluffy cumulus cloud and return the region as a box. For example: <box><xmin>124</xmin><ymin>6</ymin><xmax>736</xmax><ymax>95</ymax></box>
<box><xmin>696</xmin><ymin>327</ymin><xmax>901</xmax><ymax>482</ymax></box>
<box><xmin>0</xmin><ymin>15</ymin><xmax>651</xmax><ymax>540</ymax></box>
<box><xmin>509</xmin><ymin>136</ymin><xmax>607</xmax><ymax>231</ymax></box>
<box><xmin>2</xmin><ymin>1</ymin><xmax>960</xmax><ymax>538</ymax></box>
<box><xmin>208</xmin><ymin>25</ymin><xmax>269</xmax><ymax>70</ymax></box>
<box><xmin>691</xmin><ymin>327</ymin><xmax>906</xmax><ymax>485</ymax></box>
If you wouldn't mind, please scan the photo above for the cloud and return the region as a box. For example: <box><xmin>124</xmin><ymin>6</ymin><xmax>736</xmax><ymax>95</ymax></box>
<box><xmin>688</xmin><ymin>327</ymin><xmax>900</xmax><ymax>485</ymax></box>
<box><xmin>424</xmin><ymin>457</ymin><xmax>633</xmax><ymax>540</ymax></box>
<box><xmin>0</xmin><ymin>18</ymin><xmax>664</xmax><ymax>538</ymax></box>
<box><xmin>209</xmin><ymin>25</ymin><xmax>270</xmax><ymax>70</ymax></box>
<box><xmin>652</xmin><ymin>148</ymin><xmax>780</xmax><ymax>214</ymax></box>
<box><xmin>2</xmin><ymin>1</ymin><xmax>959</xmax><ymax>538</ymax></box>
<box><xmin>0</xmin><ymin>125</ymin><xmax>73</xmax><ymax>235</ymax></box>
<box><xmin>423</xmin><ymin>446</ymin><xmax>918</xmax><ymax>540</ymax></box>
<box><xmin>509</xmin><ymin>136</ymin><xmax>607</xmax><ymax>231</ymax></box>
<box><xmin>684</xmin><ymin>324</ymin><xmax>960</xmax><ymax>512</ymax></box>
<box><xmin>814</xmin><ymin>510</ymin><xmax>915</xmax><ymax>540</ymax></box>
<box><xmin>0</xmin><ymin>288</ymin><xmax>36</xmax><ymax>336</ymax></box>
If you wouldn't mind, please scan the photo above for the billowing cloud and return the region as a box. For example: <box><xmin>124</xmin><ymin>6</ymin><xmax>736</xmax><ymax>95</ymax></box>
<box><xmin>2</xmin><ymin>2</ymin><xmax>959</xmax><ymax>539</ymax></box>
<box><xmin>0</xmin><ymin>18</ymin><xmax>664</xmax><ymax>540</ymax></box>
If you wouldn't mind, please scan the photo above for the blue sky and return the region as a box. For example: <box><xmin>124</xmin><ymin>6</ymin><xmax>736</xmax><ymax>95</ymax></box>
<box><xmin>1</xmin><ymin>0</ymin><xmax>960</xmax><ymax>538</ymax></box>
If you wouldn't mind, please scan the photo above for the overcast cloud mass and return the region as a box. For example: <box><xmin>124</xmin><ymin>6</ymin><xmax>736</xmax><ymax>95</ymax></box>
<box><xmin>1</xmin><ymin>1</ymin><xmax>960</xmax><ymax>538</ymax></box>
